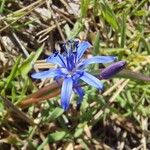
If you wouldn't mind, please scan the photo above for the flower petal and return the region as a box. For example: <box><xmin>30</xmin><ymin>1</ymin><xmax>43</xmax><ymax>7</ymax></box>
<box><xmin>66</xmin><ymin>54</ymin><xmax>75</xmax><ymax>71</ymax></box>
<box><xmin>31</xmin><ymin>68</ymin><xmax>66</xmax><ymax>79</ymax></box>
<box><xmin>78</xmin><ymin>56</ymin><xmax>116</xmax><ymax>68</ymax></box>
<box><xmin>61</xmin><ymin>77</ymin><xmax>73</xmax><ymax>110</ymax></box>
<box><xmin>46</xmin><ymin>53</ymin><xmax>66</xmax><ymax>67</ymax></box>
<box><xmin>80</xmin><ymin>71</ymin><xmax>103</xmax><ymax>89</ymax></box>
<box><xmin>76</xmin><ymin>41</ymin><xmax>91</xmax><ymax>61</ymax></box>
<box><xmin>72</xmin><ymin>70</ymin><xmax>84</xmax><ymax>81</ymax></box>
<box><xmin>74</xmin><ymin>87</ymin><xmax>84</xmax><ymax>104</ymax></box>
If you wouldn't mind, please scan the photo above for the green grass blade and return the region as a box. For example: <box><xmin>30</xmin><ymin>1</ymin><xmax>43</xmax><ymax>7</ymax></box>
<box><xmin>18</xmin><ymin>44</ymin><xmax>44</xmax><ymax>76</ymax></box>
<box><xmin>1</xmin><ymin>55</ymin><xmax>21</xmax><ymax>94</ymax></box>
<box><xmin>93</xmin><ymin>32</ymin><xmax>100</xmax><ymax>55</ymax></box>
<box><xmin>120</xmin><ymin>13</ymin><xmax>126</xmax><ymax>48</ymax></box>
<box><xmin>100</xmin><ymin>1</ymin><xmax>119</xmax><ymax>31</ymax></box>
<box><xmin>70</xmin><ymin>21</ymin><xmax>84</xmax><ymax>39</ymax></box>
<box><xmin>48</xmin><ymin>107</ymin><xmax>64</xmax><ymax>121</ymax></box>
<box><xmin>81</xmin><ymin>0</ymin><xmax>90</xmax><ymax>18</ymax></box>
<box><xmin>0</xmin><ymin>0</ymin><xmax>5</xmax><ymax>13</ymax></box>
<box><xmin>37</xmin><ymin>131</ymin><xmax>67</xmax><ymax>150</ymax></box>
<box><xmin>140</xmin><ymin>37</ymin><xmax>150</xmax><ymax>54</ymax></box>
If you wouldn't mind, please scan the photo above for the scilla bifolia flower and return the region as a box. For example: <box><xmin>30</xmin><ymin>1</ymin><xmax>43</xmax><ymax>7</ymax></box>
<box><xmin>31</xmin><ymin>40</ymin><xmax>116</xmax><ymax>110</ymax></box>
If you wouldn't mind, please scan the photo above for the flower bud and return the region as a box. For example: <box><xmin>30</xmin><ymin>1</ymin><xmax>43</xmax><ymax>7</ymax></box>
<box><xmin>100</xmin><ymin>61</ymin><xmax>126</xmax><ymax>79</ymax></box>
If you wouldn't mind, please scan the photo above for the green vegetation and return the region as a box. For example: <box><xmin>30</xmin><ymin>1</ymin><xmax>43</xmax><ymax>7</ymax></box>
<box><xmin>0</xmin><ymin>0</ymin><xmax>149</xmax><ymax>149</ymax></box>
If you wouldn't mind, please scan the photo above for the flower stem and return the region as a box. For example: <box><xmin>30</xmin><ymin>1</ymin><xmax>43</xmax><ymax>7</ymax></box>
<box><xmin>19</xmin><ymin>89</ymin><xmax>61</xmax><ymax>108</ymax></box>
<box><xmin>27</xmin><ymin>80</ymin><xmax>62</xmax><ymax>99</ymax></box>
<box><xmin>19</xmin><ymin>70</ymin><xmax>150</xmax><ymax>108</ymax></box>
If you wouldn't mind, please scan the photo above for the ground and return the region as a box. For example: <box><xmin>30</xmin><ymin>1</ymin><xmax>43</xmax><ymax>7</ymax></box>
<box><xmin>0</xmin><ymin>0</ymin><xmax>150</xmax><ymax>149</ymax></box>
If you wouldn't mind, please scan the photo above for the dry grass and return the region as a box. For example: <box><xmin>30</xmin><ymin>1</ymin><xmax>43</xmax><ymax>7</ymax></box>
<box><xmin>0</xmin><ymin>0</ymin><xmax>150</xmax><ymax>149</ymax></box>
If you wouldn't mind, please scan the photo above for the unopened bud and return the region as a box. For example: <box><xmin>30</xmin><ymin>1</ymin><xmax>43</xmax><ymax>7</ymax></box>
<box><xmin>100</xmin><ymin>61</ymin><xmax>126</xmax><ymax>79</ymax></box>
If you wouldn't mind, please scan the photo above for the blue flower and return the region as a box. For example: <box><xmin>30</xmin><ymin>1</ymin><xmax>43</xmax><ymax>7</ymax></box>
<box><xmin>31</xmin><ymin>40</ymin><xmax>116</xmax><ymax>110</ymax></box>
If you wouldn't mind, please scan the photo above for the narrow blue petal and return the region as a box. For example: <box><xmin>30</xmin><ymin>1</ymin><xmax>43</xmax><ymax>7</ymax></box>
<box><xmin>76</xmin><ymin>41</ymin><xmax>91</xmax><ymax>61</ymax></box>
<box><xmin>78</xmin><ymin>56</ymin><xmax>116</xmax><ymax>68</ymax></box>
<box><xmin>66</xmin><ymin>54</ymin><xmax>75</xmax><ymax>71</ymax></box>
<box><xmin>80</xmin><ymin>72</ymin><xmax>103</xmax><ymax>89</ymax></box>
<box><xmin>72</xmin><ymin>70</ymin><xmax>84</xmax><ymax>81</ymax></box>
<box><xmin>61</xmin><ymin>77</ymin><xmax>73</xmax><ymax>110</ymax></box>
<box><xmin>31</xmin><ymin>68</ymin><xmax>66</xmax><ymax>79</ymax></box>
<box><xmin>46</xmin><ymin>54</ymin><xmax>66</xmax><ymax>67</ymax></box>
<box><xmin>74</xmin><ymin>87</ymin><xmax>84</xmax><ymax>104</ymax></box>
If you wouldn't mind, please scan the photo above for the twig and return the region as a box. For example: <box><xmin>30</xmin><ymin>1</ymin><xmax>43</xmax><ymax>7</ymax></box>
<box><xmin>0</xmin><ymin>95</ymin><xmax>35</xmax><ymax>125</ymax></box>
<box><xmin>12</xmin><ymin>32</ymin><xmax>29</xmax><ymax>57</ymax></box>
